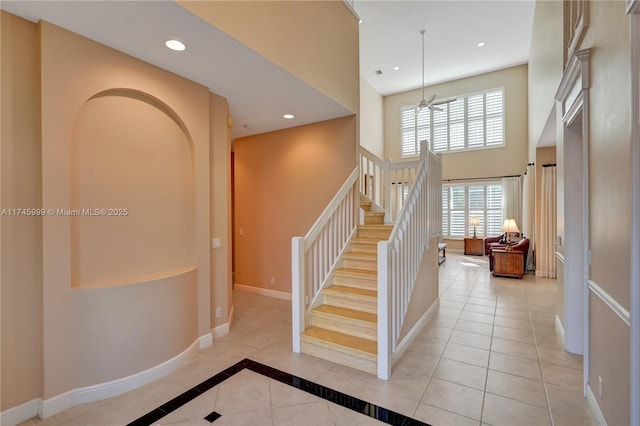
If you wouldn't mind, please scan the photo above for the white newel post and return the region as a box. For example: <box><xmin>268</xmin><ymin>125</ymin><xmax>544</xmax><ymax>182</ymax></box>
<box><xmin>291</xmin><ymin>236</ymin><xmax>305</xmax><ymax>352</ymax></box>
<box><xmin>384</xmin><ymin>159</ymin><xmax>392</xmax><ymax>223</ymax></box>
<box><xmin>377</xmin><ymin>240</ymin><xmax>391</xmax><ymax>380</ymax></box>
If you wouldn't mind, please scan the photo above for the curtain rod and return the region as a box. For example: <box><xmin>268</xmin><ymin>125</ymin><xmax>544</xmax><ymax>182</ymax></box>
<box><xmin>443</xmin><ymin>174</ymin><xmax>521</xmax><ymax>182</ymax></box>
<box><xmin>542</xmin><ymin>163</ymin><xmax>557</xmax><ymax>167</ymax></box>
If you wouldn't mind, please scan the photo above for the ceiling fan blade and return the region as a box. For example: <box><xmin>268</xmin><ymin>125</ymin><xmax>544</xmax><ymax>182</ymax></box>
<box><xmin>432</xmin><ymin>98</ymin><xmax>456</xmax><ymax>106</ymax></box>
<box><xmin>426</xmin><ymin>94</ymin><xmax>436</xmax><ymax>104</ymax></box>
<box><xmin>429</xmin><ymin>105</ymin><xmax>444</xmax><ymax>112</ymax></box>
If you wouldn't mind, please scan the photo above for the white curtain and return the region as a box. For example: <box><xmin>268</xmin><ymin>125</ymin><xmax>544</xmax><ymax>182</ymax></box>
<box><xmin>502</xmin><ymin>176</ymin><xmax>522</xmax><ymax>230</ymax></box>
<box><xmin>537</xmin><ymin>166</ymin><xmax>557</xmax><ymax>278</ymax></box>
<box><xmin>521</xmin><ymin>164</ymin><xmax>535</xmax><ymax>270</ymax></box>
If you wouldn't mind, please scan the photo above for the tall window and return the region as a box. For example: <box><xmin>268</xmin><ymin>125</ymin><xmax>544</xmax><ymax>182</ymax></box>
<box><xmin>442</xmin><ymin>182</ymin><xmax>503</xmax><ymax>238</ymax></box>
<box><xmin>401</xmin><ymin>88</ymin><xmax>504</xmax><ymax>157</ymax></box>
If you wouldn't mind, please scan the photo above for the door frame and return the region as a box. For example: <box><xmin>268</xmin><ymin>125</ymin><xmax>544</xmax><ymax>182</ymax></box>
<box><xmin>554</xmin><ymin>48</ymin><xmax>590</xmax><ymax>395</ymax></box>
<box><xmin>627</xmin><ymin>2</ymin><xmax>640</xmax><ymax>424</ymax></box>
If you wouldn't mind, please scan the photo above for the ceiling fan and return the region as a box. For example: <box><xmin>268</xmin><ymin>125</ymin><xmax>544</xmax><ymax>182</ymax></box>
<box><xmin>416</xmin><ymin>29</ymin><xmax>449</xmax><ymax>112</ymax></box>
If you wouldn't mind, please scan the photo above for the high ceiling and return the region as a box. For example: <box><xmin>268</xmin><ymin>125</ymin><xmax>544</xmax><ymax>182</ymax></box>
<box><xmin>1</xmin><ymin>1</ymin><xmax>535</xmax><ymax>138</ymax></box>
<box><xmin>355</xmin><ymin>0</ymin><xmax>535</xmax><ymax>96</ymax></box>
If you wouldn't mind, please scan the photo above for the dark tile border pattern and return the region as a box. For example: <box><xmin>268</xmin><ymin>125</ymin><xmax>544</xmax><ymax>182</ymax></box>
<box><xmin>127</xmin><ymin>358</ymin><xmax>430</xmax><ymax>426</ymax></box>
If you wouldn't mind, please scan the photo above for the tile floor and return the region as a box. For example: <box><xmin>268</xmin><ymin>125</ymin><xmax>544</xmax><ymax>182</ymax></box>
<box><xmin>21</xmin><ymin>252</ymin><xmax>596</xmax><ymax>426</ymax></box>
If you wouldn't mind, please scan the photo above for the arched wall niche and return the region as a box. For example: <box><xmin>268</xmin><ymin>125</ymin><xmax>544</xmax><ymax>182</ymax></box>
<box><xmin>70</xmin><ymin>88</ymin><xmax>196</xmax><ymax>288</ymax></box>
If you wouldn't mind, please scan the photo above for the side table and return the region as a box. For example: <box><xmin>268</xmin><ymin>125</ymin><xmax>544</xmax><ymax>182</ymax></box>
<box><xmin>464</xmin><ymin>237</ymin><xmax>484</xmax><ymax>255</ymax></box>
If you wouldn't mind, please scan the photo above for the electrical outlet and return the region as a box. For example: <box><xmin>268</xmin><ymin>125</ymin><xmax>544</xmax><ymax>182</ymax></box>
<box><xmin>598</xmin><ymin>376</ymin><xmax>603</xmax><ymax>398</ymax></box>
<box><xmin>216</xmin><ymin>307</ymin><xmax>222</xmax><ymax>318</ymax></box>
<box><xmin>270</xmin><ymin>277</ymin><xmax>276</xmax><ymax>285</ymax></box>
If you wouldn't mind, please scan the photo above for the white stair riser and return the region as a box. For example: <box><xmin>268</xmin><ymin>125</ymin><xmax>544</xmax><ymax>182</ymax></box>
<box><xmin>301</xmin><ymin>339</ymin><xmax>377</xmax><ymax>374</ymax></box>
<box><xmin>333</xmin><ymin>273</ymin><xmax>376</xmax><ymax>288</ymax></box>
<box><xmin>342</xmin><ymin>258</ymin><xmax>377</xmax><ymax>271</ymax></box>
<box><xmin>309</xmin><ymin>313</ymin><xmax>377</xmax><ymax>340</ymax></box>
<box><xmin>357</xmin><ymin>229</ymin><xmax>392</xmax><ymax>239</ymax></box>
<box><xmin>350</xmin><ymin>243</ymin><xmax>378</xmax><ymax>254</ymax></box>
<box><xmin>323</xmin><ymin>292</ymin><xmax>376</xmax><ymax>314</ymax></box>
<box><xmin>364</xmin><ymin>213</ymin><xmax>384</xmax><ymax>225</ymax></box>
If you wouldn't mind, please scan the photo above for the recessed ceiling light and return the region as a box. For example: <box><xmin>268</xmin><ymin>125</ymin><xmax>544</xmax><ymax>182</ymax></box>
<box><xmin>283</xmin><ymin>114</ymin><xmax>295</xmax><ymax>119</ymax></box>
<box><xmin>477</xmin><ymin>42</ymin><xmax>485</xmax><ymax>47</ymax></box>
<box><xmin>393</xmin><ymin>66</ymin><xmax>400</xmax><ymax>71</ymax></box>
<box><xmin>165</xmin><ymin>39</ymin><xmax>186</xmax><ymax>51</ymax></box>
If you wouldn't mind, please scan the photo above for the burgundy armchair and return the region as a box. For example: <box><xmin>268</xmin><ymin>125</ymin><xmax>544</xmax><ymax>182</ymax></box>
<box><xmin>484</xmin><ymin>234</ymin><xmax>505</xmax><ymax>255</ymax></box>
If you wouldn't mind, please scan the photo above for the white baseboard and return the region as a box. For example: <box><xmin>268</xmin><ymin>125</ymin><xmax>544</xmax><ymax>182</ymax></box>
<box><xmin>200</xmin><ymin>333</ymin><xmax>213</xmax><ymax>348</ymax></box>
<box><xmin>212</xmin><ymin>322</ymin><xmax>229</xmax><ymax>338</ymax></box>
<box><xmin>234</xmin><ymin>283</ymin><xmax>291</xmax><ymax>301</ymax></box>
<box><xmin>586</xmin><ymin>384</ymin><xmax>607</xmax><ymax>426</ymax></box>
<box><xmin>392</xmin><ymin>298</ymin><xmax>439</xmax><ymax>365</ymax></box>
<box><xmin>2</xmin><ymin>333</ymin><xmax>211</xmax><ymax>422</ymax></box>
<box><xmin>0</xmin><ymin>398</ymin><xmax>41</xmax><ymax>426</ymax></box>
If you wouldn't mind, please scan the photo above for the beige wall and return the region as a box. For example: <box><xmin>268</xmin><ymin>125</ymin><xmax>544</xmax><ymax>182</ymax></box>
<box><xmin>584</xmin><ymin>1</ymin><xmax>632</xmax><ymax>309</ymax></box>
<box><xmin>384</xmin><ymin>65</ymin><xmax>529</xmax><ymax>180</ymax></box>
<box><xmin>529</xmin><ymin>1</ymin><xmax>632</xmax><ymax>424</ymax></box>
<box><xmin>209</xmin><ymin>93</ymin><xmax>234</xmax><ymax>328</ymax></box>
<box><xmin>0</xmin><ymin>13</ymin><xmax>234</xmax><ymax>406</ymax></box>
<box><xmin>528</xmin><ymin>0</ymin><xmax>564</xmax><ymax>159</ymax></box>
<box><xmin>580</xmin><ymin>2</ymin><xmax>631</xmax><ymax>423</ymax></box>
<box><xmin>39</xmin><ymin>20</ymin><xmax>211</xmax><ymax>398</ymax></box>
<box><xmin>360</xmin><ymin>78</ymin><xmax>384</xmax><ymax>158</ymax></box>
<box><xmin>234</xmin><ymin>117</ymin><xmax>357</xmax><ymax>294</ymax></box>
<box><xmin>178</xmin><ymin>0</ymin><xmax>359</xmax><ymax>114</ymax></box>
<box><xmin>1</xmin><ymin>11</ymin><xmax>43</xmax><ymax>411</ymax></box>
<box><xmin>398</xmin><ymin>238</ymin><xmax>439</xmax><ymax>341</ymax></box>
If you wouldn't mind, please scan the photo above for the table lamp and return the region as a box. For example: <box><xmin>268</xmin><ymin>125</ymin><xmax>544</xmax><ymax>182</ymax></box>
<box><xmin>501</xmin><ymin>218</ymin><xmax>520</xmax><ymax>248</ymax></box>
<box><xmin>469</xmin><ymin>216</ymin><xmax>480</xmax><ymax>238</ymax></box>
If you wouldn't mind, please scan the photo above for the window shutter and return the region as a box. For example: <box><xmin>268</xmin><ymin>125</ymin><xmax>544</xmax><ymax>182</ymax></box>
<box><xmin>400</xmin><ymin>88</ymin><xmax>504</xmax><ymax>157</ymax></box>
<box><xmin>449</xmin><ymin>186</ymin><xmax>466</xmax><ymax>237</ymax></box>
<box><xmin>442</xmin><ymin>188</ymin><xmax>449</xmax><ymax>235</ymax></box>
<box><xmin>416</xmin><ymin>107</ymin><xmax>430</xmax><ymax>150</ymax></box>
<box><xmin>401</xmin><ymin>107</ymin><xmax>417</xmax><ymax>157</ymax></box>
<box><xmin>485</xmin><ymin>90</ymin><xmax>504</xmax><ymax>146</ymax></box>
<box><xmin>442</xmin><ymin>182</ymin><xmax>503</xmax><ymax>239</ymax></box>
<box><xmin>432</xmin><ymin>107</ymin><xmax>447</xmax><ymax>152</ymax></box>
<box><xmin>467</xmin><ymin>94</ymin><xmax>484</xmax><ymax>149</ymax></box>
<box><xmin>486</xmin><ymin>183</ymin><xmax>503</xmax><ymax>236</ymax></box>
<box><xmin>449</xmin><ymin>98</ymin><xmax>464</xmax><ymax>150</ymax></box>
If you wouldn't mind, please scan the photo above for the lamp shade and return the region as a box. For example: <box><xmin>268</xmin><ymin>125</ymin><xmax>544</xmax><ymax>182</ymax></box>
<box><xmin>469</xmin><ymin>216</ymin><xmax>480</xmax><ymax>226</ymax></box>
<box><xmin>501</xmin><ymin>218</ymin><xmax>520</xmax><ymax>233</ymax></box>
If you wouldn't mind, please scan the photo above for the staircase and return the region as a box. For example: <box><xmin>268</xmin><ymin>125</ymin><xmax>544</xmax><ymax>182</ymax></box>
<box><xmin>300</xmin><ymin>195</ymin><xmax>392</xmax><ymax>374</ymax></box>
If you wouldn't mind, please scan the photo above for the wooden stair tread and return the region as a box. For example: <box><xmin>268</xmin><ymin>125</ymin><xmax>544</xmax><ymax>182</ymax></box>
<box><xmin>324</xmin><ymin>285</ymin><xmax>376</xmax><ymax>298</ymax></box>
<box><xmin>303</xmin><ymin>326</ymin><xmax>377</xmax><ymax>355</ymax></box>
<box><xmin>313</xmin><ymin>304</ymin><xmax>377</xmax><ymax>323</ymax></box>
<box><xmin>364</xmin><ymin>211</ymin><xmax>384</xmax><ymax>216</ymax></box>
<box><xmin>335</xmin><ymin>267</ymin><xmax>376</xmax><ymax>277</ymax></box>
